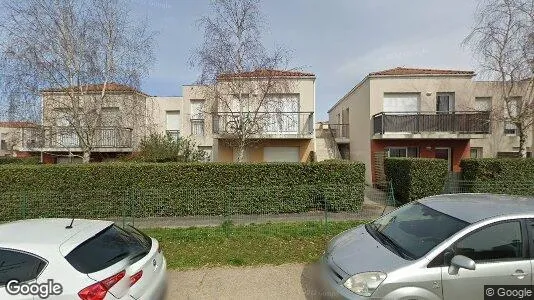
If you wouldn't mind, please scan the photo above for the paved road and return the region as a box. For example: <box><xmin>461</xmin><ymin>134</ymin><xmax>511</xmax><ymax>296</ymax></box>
<box><xmin>165</xmin><ymin>263</ymin><xmax>334</xmax><ymax>300</ymax></box>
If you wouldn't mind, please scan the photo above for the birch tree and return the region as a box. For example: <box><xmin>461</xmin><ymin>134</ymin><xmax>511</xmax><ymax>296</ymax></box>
<box><xmin>465</xmin><ymin>0</ymin><xmax>534</xmax><ymax>157</ymax></box>
<box><xmin>0</xmin><ymin>0</ymin><xmax>155</xmax><ymax>162</ymax></box>
<box><xmin>191</xmin><ymin>0</ymin><xmax>296</xmax><ymax>161</ymax></box>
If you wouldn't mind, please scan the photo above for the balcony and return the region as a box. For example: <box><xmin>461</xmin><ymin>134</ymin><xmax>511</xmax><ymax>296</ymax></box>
<box><xmin>19</xmin><ymin>126</ymin><xmax>133</xmax><ymax>151</ymax></box>
<box><xmin>372</xmin><ymin>111</ymin><xmax>491</xmax><ymax>138</ymax></box>
<box><xmin>213</xmin><ymin>112</ymin><xmax>314</xmax><ymax>138</ymax></box>
<box><xmin>328</xmin><ymin>123</ymin><xmax>349</xmax><ymax>143</ymax></box>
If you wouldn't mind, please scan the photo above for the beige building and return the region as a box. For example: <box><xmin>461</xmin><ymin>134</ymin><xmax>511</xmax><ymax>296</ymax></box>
<box><xmin>15</xmin><ymin>69</ymin><xmax>316</xmax><ymax>163</ymax></box>
<box><xmin>191</xmin><ymin>70</ymin><xmax>316</xmax><ymax>162</ymax></box>
<box><xmin>327</xmin><ymin>67</ymin><xmax>533</xmax><ymax>182</ymax></box>
<box><xmin>0</xmin><ymin>122</ymin><xmax>38</xmax><ymax>157</ymax></box>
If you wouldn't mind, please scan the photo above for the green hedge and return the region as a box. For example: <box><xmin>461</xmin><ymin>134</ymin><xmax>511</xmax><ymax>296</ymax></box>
<box><xmin>385</xmin><ymin>158</ymin><xmax>448</xmax><ymax>204</ymax></box>
<box><xmin>460</xmin><ymin>158</ymin><xmax>534</xmax><ymax>195</ymax></box>
<box><xmin>0</xmin><ymin>156</ymin><xmax>40</xmax><ymax>165</ymax></box>
<box><xmin>0</xmin><ymin>162</ymin><xmax>365</xmax><ymax>221</ymax></box>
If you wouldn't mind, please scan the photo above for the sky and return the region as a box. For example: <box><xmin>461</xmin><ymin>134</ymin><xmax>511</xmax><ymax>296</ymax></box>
<box><xmin>131</xmin><ymin>0</ymin><xmax>480</xmax><ymax>120</ymax></box>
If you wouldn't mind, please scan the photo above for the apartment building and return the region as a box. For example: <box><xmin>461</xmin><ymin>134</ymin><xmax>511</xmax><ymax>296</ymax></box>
<box><xmin>208</xmin><ymin>70</ymin><xmax>316</xmax><ymax>162</ymax></box>
<box><xmin>0</xmin><ymin>122</ymin><xmax>38</xmax><ymax>157</ymax></box>
<box><xmin>13</xmin><ymin>69</ymin><xmax>316</xmax><ymax>163</ymax></box>
<box><xmin>328</xmin><ymin>67</ymin><xmax>532</xmax><ymax>182</ymax></box>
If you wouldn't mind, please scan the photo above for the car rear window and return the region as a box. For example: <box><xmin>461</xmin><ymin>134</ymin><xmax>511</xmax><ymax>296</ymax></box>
<box><xmin>65</xmin><ymin>225</ymin><xmax>152</xmax><ymax>274</ymax></box>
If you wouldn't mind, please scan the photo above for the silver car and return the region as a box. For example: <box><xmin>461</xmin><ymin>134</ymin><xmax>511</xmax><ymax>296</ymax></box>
<box><xmin>322</xmin><ymin>193</ymin><xmax>534</xmax><ymax>300</ymax></box>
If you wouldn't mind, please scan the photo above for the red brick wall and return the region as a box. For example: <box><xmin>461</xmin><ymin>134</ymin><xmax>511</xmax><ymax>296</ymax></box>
<box><xmin>371</xmin><ymin>139</ymin><xmax>470</xmax><ymax>181</ymax></box>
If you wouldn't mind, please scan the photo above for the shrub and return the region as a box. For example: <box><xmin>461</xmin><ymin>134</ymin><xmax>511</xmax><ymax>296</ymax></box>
<box><xmin>0</xmin><ymin>156</ymin><xmax>40</xmax><ymax>165</ymax></box>
<box><xmin>134</xmin><ymin>134</ymin><xmax>207</xmax><ymax>162</ymax></box>
<box><xmin>385</xmin><ymin>158</ymin><xmax>448</xmax><ymax>204</ymax></box>
<box><xmin>0</xmin><ymin>162</ymin><xmax>365</xmax><ymax>221</ymax></box>
<box><xmin>459</xmin><ymin>158</ymin><xmax>534</xmax><ymax>195</ymax></box>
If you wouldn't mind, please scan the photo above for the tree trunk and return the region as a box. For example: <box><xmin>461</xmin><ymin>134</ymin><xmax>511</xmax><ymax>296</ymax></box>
<box><xmin>82</xmin><ymin>150</ymin><xmax>91</xmax><ymax>163</ymax></box>
<box><xmin>518</xmin><ymin>125</ymin><xmax>527</xmax><ymax>158</ymax></box>
<box><xmin>236</xmin><ymin>139</ymin><xmax>246</xmax><ymax>162</ymax></box>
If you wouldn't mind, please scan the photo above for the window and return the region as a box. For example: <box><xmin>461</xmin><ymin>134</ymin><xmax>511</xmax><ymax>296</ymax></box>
<box><xmin>454</xmin><ymin>221</ymin><xmax>523</xmax><ymax>262</ymax></box>
<box><xmin>0</xmin><ymin>249</ymin><xmax>46</xmax><ymax>286</ymax></box>
<box><xmin>436</xmin><ymin>93</ymin><xmax>455</xmax><ymax>114</ymax></box>
<box><xmin>190</xmin><ymin>100</ymin><xmax>205</xmax><ymax>137</ymax></box>
<box><xmin>165</xmin><ymin>110</ymin><xmax>181</xmax><ymax>140</ymax></box>
<box><xmin>0</xmin><ymin>133</ymin><xmax>6</xmax><ymax>151</ymax></box>
<box><xmin>190</xmin><ymin>100</ymin><xmax>205</xmax><ymax>119</ymax></box>
<box><xmin>386</xmin><ymin>147</ymin><xmax>418</xmax><ymax>158</ymax></box>
<box><xmin>66</xmin><ymin>225</ymin><xmax>151</xmax><ymax>274</ymax></box>
<box><xmin>504</xmin><ymin>98</ymin><xmax>520</xmax><ymax>135</ymax></box>
<box><xmin>383</xmin><ymin>93</ymin><xmax>419</xmax><ymax>113</ymax></box>
<box><xmin>101</xmin><ymin>107</ymin><xmax>120</xmax><ymax>127</ymax></box>
<box><xmin>474</xmin><ymin>97</ymin><xmax>492</xmax><ymax>111</ymax></box>
<box><xmin>470</xmin><ymin>147</ymin><xmax>483</xmax><ymax>158</ymax></box>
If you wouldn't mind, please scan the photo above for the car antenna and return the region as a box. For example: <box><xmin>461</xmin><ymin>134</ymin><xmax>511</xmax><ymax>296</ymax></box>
<box><xmin>65</xmin><ymin>218</ymin><xmax>75</xmax><ymax>229</ymax></box>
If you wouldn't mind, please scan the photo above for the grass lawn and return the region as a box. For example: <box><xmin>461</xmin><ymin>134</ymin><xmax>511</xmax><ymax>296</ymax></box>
<box><xmin>144</xmin><ymin>220</ymin><xmax>368</xmax><ymax>270</ymax></box>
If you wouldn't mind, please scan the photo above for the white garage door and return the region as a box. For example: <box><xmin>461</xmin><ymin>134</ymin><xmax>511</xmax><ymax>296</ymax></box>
<box><xmin>383</xmin><ymin>93</ymin><xmax>419</xmax><ymax>113</ymax></box>
<box><xmin>264</xmin><ymin>147</ymin><xmax>300</xmax><ymax>162</ymax></box>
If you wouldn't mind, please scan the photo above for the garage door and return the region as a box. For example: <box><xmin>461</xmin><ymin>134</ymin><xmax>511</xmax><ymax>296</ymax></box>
<box><xmin>264</xmin><ymin>147</ymin><xmax>300</xmax><ymax>162</ymax></box>
<box><xmin>383</xmin><ymin>93</ymin><xmax>419</xmax><ymax>113</ymax></box>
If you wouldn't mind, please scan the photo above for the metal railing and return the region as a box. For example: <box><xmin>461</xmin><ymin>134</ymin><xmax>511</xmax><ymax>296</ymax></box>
<box><xmin>191</xmin><ymin>119</ymin><xmax>205</xmax><ymax>136</ymax></box>
<box><xmin>213</xmin><ymin>111</ymin><xmax>314</xmax><ymax>137</ymax></box>
<box><xmin>372</xmin><ymin>111</ymin><xmax>491</xmax><ymax>135</ymax></box>
<box><xmin>328</xmin><ymin>123</ymin><xmax>349</xmax><ymax>139</ymax></box>
<box><xmin>20</xmin><ymin>126</ymin><xmax>133</xmax><ymax>149</ymax></box>
<box><xmin>165</xmin><ymin>130</ymin><xmax>180</xmax><ymax>141</ymax></box>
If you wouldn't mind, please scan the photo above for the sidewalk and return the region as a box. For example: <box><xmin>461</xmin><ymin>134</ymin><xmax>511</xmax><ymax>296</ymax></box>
<box><xmin>166</xmin><ymin>263</ymin><xmax>331</xmax><ymax>300</ymax></box>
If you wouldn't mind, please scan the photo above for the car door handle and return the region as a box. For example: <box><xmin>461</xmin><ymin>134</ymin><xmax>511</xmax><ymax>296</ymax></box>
<box><xmin>512</xmin><ymin>271</ymin><xmax>528</xmax><ymax>279</ymax></box>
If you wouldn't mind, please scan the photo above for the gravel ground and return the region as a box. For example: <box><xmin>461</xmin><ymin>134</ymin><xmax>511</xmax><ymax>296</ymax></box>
<box><xmin>165</xmin><ymin>263</ymin><xmax>335</xmax><ymax>300</ymax></box>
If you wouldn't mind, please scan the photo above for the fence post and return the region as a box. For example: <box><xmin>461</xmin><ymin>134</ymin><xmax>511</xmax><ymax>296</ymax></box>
<box><xmin>20</xmin><ymin>192</ymin><xmax>27</xmax><ymax>220</ymax></box>
<box><xmin>388</xmin><ymin>181</ymin><xmax>396</xmax><ymax>207</ymax></box>
<box><xmin>323</xmin><ymin>187</ymin><xmax>328</xmax><ymax>238</ymax></box>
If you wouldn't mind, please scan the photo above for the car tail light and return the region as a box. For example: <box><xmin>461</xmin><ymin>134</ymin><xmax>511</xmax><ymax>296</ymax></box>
<box><xmin>130</xmin><ymin>270</ymin><xmax>143</xmax><ymax>286</ymax></box>
<box><xmin>78</xmin><ymin>270</ymin><xmax>125</xmax><ymax>300</ymax></box>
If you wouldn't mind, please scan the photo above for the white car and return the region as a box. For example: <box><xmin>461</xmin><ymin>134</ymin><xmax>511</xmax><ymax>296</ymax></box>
<box><xmin>0</xmin><ymin>218</ymin><xmax>167</xmax><ymax>300</ymax></box>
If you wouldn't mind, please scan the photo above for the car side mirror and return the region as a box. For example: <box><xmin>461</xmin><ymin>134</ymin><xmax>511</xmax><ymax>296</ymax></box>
<box><xmin>448</xmin><ymin>255</ymin><xmax>476</xmax><ymax>275</ymax></box>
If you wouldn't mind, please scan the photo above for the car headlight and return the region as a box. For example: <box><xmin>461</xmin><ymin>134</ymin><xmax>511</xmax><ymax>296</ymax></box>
<box><xmin>343</xmin><ymin>272</ymin><xmax>387</xmax><ymax>297</ymax></box>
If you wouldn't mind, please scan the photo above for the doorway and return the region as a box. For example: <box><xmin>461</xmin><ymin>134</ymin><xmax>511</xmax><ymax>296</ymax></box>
<box><xmin>435</xmin><ymin>147</ymin><xmax>452</xmax><ymax>171</ymax></box>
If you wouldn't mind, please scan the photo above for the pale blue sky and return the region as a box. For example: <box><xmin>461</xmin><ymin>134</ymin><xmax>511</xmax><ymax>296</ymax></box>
<box><xmin>132</xmin><ymin>0</ymin><xmax>479</xmax><ymax>119</ymax></box>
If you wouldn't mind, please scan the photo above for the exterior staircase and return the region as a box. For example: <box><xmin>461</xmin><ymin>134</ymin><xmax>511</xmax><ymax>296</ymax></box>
<box><xmin>315</xmin><ymin>122</ymin><xmax>341</xmax><ymax>161</ymax></box>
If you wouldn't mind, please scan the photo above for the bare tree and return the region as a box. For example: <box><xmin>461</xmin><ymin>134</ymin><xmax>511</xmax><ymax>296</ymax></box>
<box><xmin>0</xmin><ymin>0</ymin><xmax>155</xmax><ymax>162</ymax></box>
<box><xmin>191</xmin><ymin>0</ymin><xmax>297</xmax><ymax>161</ymax></box>
<box><xmin>465</xmin><ymin>0</ymin><xmax>534</xmax><ymax>157</ymax></box>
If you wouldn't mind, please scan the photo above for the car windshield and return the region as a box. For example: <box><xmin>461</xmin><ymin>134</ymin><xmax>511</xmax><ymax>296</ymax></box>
<box><xmin>366</xmin><ymin>202</ymin><xmax>469</xmax><ymax>260</ymax></box>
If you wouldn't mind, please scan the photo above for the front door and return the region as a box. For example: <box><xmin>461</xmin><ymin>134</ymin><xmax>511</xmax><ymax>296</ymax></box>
<box><xmin>435</xmin><ymin>147</ymin><xmax>452</xmax><ymax>171</ymax></box>
<box><xmin>441</xmin><ymin>220</ymin><xmax>531</xmax><ymax>300</ymax></box>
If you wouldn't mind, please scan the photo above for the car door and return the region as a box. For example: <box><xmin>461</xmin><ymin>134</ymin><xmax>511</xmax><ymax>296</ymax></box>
<box><xmin>0</xmin><ymin>248</ymin><xmax>47</xmax><ymax>300</ymax></box>
<box><xmin>441</xmin><ymin>220</ymin><xmax>531</xmax><ymax>300</ymax></box>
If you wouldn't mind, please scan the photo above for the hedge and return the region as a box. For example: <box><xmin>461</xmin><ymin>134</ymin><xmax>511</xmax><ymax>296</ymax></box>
<box><xmin>385</xmin><ymin>158</ymin><xmax>449</xmax><ymax>204</ymax></box>
<box><xmin>0</xmin><ymin>162</ymin><xmax>365</xmax><ymax>221</ymax></box>
<box><xmin>0</xmin><ymin>156</ymin><xmax>40</xmax><ymax>165</ymax></box>
<box><xmin>460</xmin><ymin>158</ymin><xmax>534</xmax><ymax>195</ymax></box>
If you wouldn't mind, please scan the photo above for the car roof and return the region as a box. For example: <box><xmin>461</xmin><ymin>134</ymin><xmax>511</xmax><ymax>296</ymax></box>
<box><xmin>419</xmin><ymin>193</ymin><xmax>534</xmax><ymax>223</ymax></box>
<box><xmin>0</xmin><ymin>218</ymin><xmax>113</xmax><ymax>255</ymax></box>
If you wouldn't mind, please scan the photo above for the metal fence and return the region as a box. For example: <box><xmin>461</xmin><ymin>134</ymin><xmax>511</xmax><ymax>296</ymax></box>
<box><xmin>0</xmin><ymin>183</ymin><xmax>396</xmax><ymax>234</ymax></box>
<box><xmin>443</xmin><ymin>179</ymin><xmax>534</xmax><ymax>197</ymax></box>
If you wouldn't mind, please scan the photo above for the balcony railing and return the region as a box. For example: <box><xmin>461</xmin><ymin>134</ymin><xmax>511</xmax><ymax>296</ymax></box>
<box><xmin>20</xmin><ymin>126</ymin><xmax>133</xmax><ymax>149</ymax></box>
<box><xmin>328</xmin><ymin>124</ymin><xmax>350</xmax><ymax>139</ymax></box>
<box><xmin>191</xmin><ymin>119</ymin><xmax>205</xmax><ymax>137</ymax></box>
<box><xmin>213</xmin><ymin>111</ymin><xmax>314</xmax><ymax>137</ymax></box>
<box><xmin>165</xmin><ymin>130</ymin><xmax>180</xmax><ymax>141</ymax></box>
<box><xmin>373</xmin><ymin>111</ymin><xmax>491</xmax><ymax>135</ymax></box>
